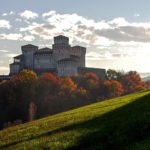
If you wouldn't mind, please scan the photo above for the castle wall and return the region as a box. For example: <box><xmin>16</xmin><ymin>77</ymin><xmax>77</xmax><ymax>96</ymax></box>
<box><xmin>78</xmin><ymin>67</ymin><xmax>106</xmax><ymax>79</ymax></box>
<box><xmin>57</xmin><ymin>60</ymin><xmax>78</xmax><ymax>76</ymax></box>
<box><xmin>53</xmin><ymin>48</ymin><xmax>71</xmax><ymax>62</ymax></box>
<box><xmin>34</xmin><ymin>54</ymin><xmax>55</xmax><ymax>69</ymax></box>
<box><xmin>10</xmin><ymin>63</ymin><xmax>20</xmax><ymax>74</ymax></box>
<box><xmin>24</xmin><ymin>51</ymin><xmax>34</xmax><ymax>69</ymax></box>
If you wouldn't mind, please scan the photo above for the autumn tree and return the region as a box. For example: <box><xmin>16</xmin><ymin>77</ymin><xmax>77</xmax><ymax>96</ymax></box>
<box><xmin>36</xmin><ymin>73</ymin><xmax>60</xmax><ymax>117</ymax></box>
<box><xmin>73</xmin><ymin>73</ymin><xmax>100</xmax><ymax>100</ymax></box>
<box><xmin>144</xmin><ymin>81</ymin><xmax>150</xmax><ymax>90</ymax></box>
<box><xmin>103</xmin><ymin>80</ymin><xmax>124</xmax><ymax>98</ymax></box>
<box><xmin>11</xmin><ymin>69</ymin><xmax>38</xmax><ymax>121</ymax></box>
<box><xmin>59</xmin><ymin>77</ymin><xmax>77</xmax><ymax>99</ymax></box>
<box><xmin>38</xmin><ymin>72</ymin><xmax>60</xmax><ymax>96</ymax></box>
<box><xmin>121</xmin><ymin>71</ymin><xmax>145</xmax><ymax>94</ymax></box>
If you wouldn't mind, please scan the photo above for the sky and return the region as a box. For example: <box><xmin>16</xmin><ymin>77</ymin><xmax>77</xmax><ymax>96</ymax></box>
<box><xmin>0</xmin><ymin>0</ymin><xmax>150</xmax><ymax>75</ymax></box>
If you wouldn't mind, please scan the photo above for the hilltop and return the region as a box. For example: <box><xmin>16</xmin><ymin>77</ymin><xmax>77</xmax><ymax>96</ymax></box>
<box><xmin>142</xmin><ymin>75</ymin><xmax>150</xmax><ymax>82</ymax></box>
<box><xmin>0</xmin><ymin>90</ymin><xmax>150</xmax><ymax>150</ymax></box>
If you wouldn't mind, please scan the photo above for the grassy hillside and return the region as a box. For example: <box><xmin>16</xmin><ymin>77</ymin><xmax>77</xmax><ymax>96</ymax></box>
<box><xmin>0</xmin><ymin>90</ymin><xmax>150</xmax><ymax>150</ymax></box>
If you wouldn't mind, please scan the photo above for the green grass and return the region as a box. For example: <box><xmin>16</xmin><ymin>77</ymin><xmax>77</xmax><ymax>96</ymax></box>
<box><xmin>0</xmin><ymin>90</ymin><xmax>150</xmax><ymax>150</ymax></box>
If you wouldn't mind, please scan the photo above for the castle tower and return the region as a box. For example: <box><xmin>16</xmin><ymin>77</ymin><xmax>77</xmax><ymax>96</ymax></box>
<box><xmin>52</xmin><ymin>35</ymin><xmax>70</xmax><ymax>49</ymax></box>
<box><xmin>71</xmin><ymin>46</ymin><xmax>86</xmax><ymax>67</ymax></box>
<box><xmin>21</xmin><ymin>44</ymin><xmax>38</xmax><ymax>69</ymax></box>
<box><xmin>52</xmin><ymin>35</ymin><xmax>71</xmax><ymax>62</ymax></box>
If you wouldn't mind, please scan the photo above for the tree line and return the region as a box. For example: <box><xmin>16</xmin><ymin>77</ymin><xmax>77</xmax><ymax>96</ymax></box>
<box><xmin>0</xmin><ymin>69</ymin><xmax>147</xmax><ymax>129</ymax></box>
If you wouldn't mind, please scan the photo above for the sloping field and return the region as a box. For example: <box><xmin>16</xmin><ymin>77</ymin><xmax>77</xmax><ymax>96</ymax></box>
<box><xmin>0</xmin><ymin>90</ymin><xmax>150</xmax><ymax>150</ymax></box>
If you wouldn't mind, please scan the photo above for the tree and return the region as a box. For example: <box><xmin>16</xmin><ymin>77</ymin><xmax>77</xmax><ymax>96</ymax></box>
<box><xmin>145</xmin><ymin>81</ymin><xmax>150</xmax><ymax>90</ymax></box>
<box><xmin>73</xmin><ymin>73</ymin><xmax>100</xmax><ymax>100</ymax></box>
<box><xmin>103</xmin><ymin>80</ymin><xmax>124</xmax><ymax>98</ymax></box>
<box><xmin>121</xmin><ymin>71</ymin><xmax>145</xmax><ymax>94</ymax></box>
<box><xmin>59</xmin><ymin>77</ymin><xmax>77</xmax><ymax>97</ymax></box>
<box><xmin>11</xmin><ymin>69</ymin><xmax>38</xmax><ymax>121</ymax></box>
<box><xmin>36</xmin><ymin>73</ymin><xmax>60</xmax><ymax>117</ymax></box>
<box><xmin>0</xmin><ymin>80</ymin><xmax>17</xmax><ymax>128</ymax></box>
<box><xmin>38</xmin><ymin>73</ymin><xmax>60</xmax><ymax>95</ymax></box>
<box><xmin>107</xmin><ymin>69</ymin><xmax>124</xmax><ymax>81</ymax></box>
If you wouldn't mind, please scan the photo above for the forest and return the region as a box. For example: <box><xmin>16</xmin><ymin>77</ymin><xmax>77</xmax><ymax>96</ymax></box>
<box><xmin>0</xmin><ymin>69</ymin><xmax>148</xmax><ymax>129</ymax></box>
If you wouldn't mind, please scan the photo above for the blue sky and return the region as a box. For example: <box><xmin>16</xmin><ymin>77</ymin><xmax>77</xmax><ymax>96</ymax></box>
<box><xmin>0</xmin><ymin>0</ymin><xmax>150</xmax><ymax>75</ymax></box>
<box><xmin>1</xmin><ymin>0</ymin><xmax>149</xmax><ymax>21</ymax></box>
<box><xmin>1</xmin><ymin>0</ymin><xmax>150</xmax><ymax>20</ymax></box>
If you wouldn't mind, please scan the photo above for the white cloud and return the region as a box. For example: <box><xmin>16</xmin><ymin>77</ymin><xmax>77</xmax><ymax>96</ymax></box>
<box><xmin>0</xmin><ymin>33</ymin><xmax>35</xmax><ymax>41</ymax></box>
<box><xmin>1</xmin><ymin>10</ymin><xmax>150</xmax><ymax>45</ymax></box>
<box><xmin>0</xmin><ymin>20</ymin><xmax>11</xmax><ymax>29</ymax></box>
<box><xmin>23</xmin><ymin>35</ymin><xmax>35</xmax><ymax>41</ymax></box>
<box><xmin>94</xmin><ymin>36</ymin><xmax>112</xmax><ymax>46</ymax></box>
<box><xmin>0</xmin><ymin>49</ymin><xmax>9</xmax><ymax>53</ymax></box>
<box><xmin>12</xmin><ymin>11</ymin><xmax>150</xmax><ymax>65</ymax></box>
<box><xmin>24</xmin><ymin>20</ymin><xmax>30</xmax><ymax>24</ymax></box>
<box><xmin>20</xmin><ymin>22</ymin><xmax>55</xmax><ymax>40</ymax></box>
<box><xmin>6</xmin><ymin>53</ymin><xmax>18</xmax><ymax>58</ymax></box>
<box><xmin>2</xmin><ymin>13</ymin><xmax>7</xmax><ymax>16</ymax></box>
<box><xmin>134</xmin><ymin>13</ymin><xmax>140</xmax><ymax>18</ymax></box>
<box><xmin>0</xmin><ymin>60</ymin><xmax>4</xmax><ymax>64</ymax></box>
<box><xmin>21</xmin><ymin>11</ymin><xmax>150</xmax><ymax>45</ymax></box>
<box><xmin>86</xmin><ymin>52</ymin><xmax>103</xmax><ymax>60</ymax></box>
<box><xmin>9</xmin><ymin>11</ymin><xmax>15</xmax><ymax>15</ymax></box>
<box><xmin>86</xmin><ymin>51</ymin><xmax>114</xmax><ymax>60</ymax></box>
<box><xmin>20</xmin><ymin>10</ymin><xmax>38</xmax><ymax>20</ymax></box>
<box><xmin>21</xmin><ymin>11</ymin><xmax>111</xmax><ymax>43</ymax></box>
<box><xmin>0</xmin><ymin>33</ymin><xmax>22</xmax><ymax>40</ymax></box>
<box><xmin>109</xmin><ymin>17</ymin><xmax>129</xmax><ymax>27</ymax></box>
<box><xmin>0</xmin><ymin>66</ymin><xmax>9</xmax><ymax>71</ymax></box>
<box><xmin>15</xmin><ymin>18</ymin><xmax>22</xmax><ymax>22</ymax></box>
<box><xmin>1</xmin><ymin>11</ymin><xmax>15</xmax><ymax>17</ymax></box>
<box><xmin>42</xmin><ymin>11</ymin><xmax>56</xmax><ymax>17</ymax></box>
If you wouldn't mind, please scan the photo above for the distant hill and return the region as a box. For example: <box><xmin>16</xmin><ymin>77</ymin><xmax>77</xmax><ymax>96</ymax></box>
<box><xmin>0</xmin><ymin>90</ymin><xmax>150</xmax><ymax>150</ymax></box>
<box><xmin>142</xmin><ymin>76</ymin><xmax>150</xmax><ymax>82</ymax></box>
<box><xmin>140</xmin><ymin>72</ymin><xmax>150</xmax><ymax>78</ymax></box>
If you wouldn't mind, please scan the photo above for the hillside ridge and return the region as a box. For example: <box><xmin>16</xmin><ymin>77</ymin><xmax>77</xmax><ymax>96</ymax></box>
<box><xmin>0</xmin><ymin>90</ymin><xmax>150</xmax><ymax>149</ymax></box>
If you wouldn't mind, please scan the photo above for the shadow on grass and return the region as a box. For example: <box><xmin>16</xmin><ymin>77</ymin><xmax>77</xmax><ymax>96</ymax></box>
<box><xmin>2</xmin><ymin>93</ymin><xmax>150</xmax><ymax>150</ymax></box>
<box><xmin>65</xmin><ymin>93</ymin><xmax>150</xmax><ymax>150</ymax></box>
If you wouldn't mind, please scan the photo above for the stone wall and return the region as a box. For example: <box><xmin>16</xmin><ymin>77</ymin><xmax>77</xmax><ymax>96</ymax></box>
<box><xmin>57</xmin><ymin>59</ymin><xmax>78</xmax><ymax>76</ymax></box>
<box><xmin>10</xmin><ymin>63</ymin><xmax>20</xmax><ymax>74</ymax></box>
<box><xmin>34</xmin><ymin>54</ymin><xmax>55</xmax><ymax>69</ymax></box>
<box><xmin>78</xmin><ymin>67</ymin><xmax>106</xmax><ymax>79</ymax></box>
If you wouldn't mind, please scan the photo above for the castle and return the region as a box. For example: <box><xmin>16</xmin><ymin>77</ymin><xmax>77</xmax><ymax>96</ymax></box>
<box><xmin>9</xmin><ymin>35</ymin><xmax>106</xmax><ymax>78</ymax></box>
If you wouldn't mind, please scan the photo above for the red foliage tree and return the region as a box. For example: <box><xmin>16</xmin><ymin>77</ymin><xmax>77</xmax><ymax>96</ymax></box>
<box><xmin>104</xmin><ymin>80</ymin><xmax>124</xmax><ymax>98</ymax></box>
<box><xmin>59</xmin><ymin>77</ymin><xmax>77</xmax><ymax>98</ymax></box>
<box><xmin>121</xmin><ymin>71</ymin><xmax>145</xmax><ymax>94</ymax></box>
<box><xmin>144</xmin><ymin>81</ymin><xmax>150</xmax><ymax>90</ymax></box>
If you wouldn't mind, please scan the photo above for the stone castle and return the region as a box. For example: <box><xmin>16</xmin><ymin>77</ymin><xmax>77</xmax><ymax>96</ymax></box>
<box><xmin>9</xmin><ymin>35</ymin><xmax>106</xmax><ymax>77</ymax></box>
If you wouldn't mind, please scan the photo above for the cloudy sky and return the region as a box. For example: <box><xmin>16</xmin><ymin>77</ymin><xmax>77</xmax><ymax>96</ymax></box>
<box><xmin>0</xmin><ymin>0</ymin><xmax>150</xmax><ymax>75</ymax></box>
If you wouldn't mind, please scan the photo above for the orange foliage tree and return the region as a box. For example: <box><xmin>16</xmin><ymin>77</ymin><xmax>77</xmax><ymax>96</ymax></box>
<box><xmin>104</xmin><ymin>80</ymin><xmax>124</xmax><ymax>98</ymax></box>
<box><xmin>38</xmin><ymin>73</ymin><xmax>60</xmax><ymax>95</ymax></box>
<box><xmin>73</xmin><ymin>73</ymin><xmax>100</xmax><ymax>100</ymax></box>
<box><xmin>59</xmin><ymin>77</ymin><xmax>77</xmax><ymax>98</ymax></box>
<box><xmin>121</xmin><ymin>71</ymin><xmax>145</xmax><ymax>94</ymax></box>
